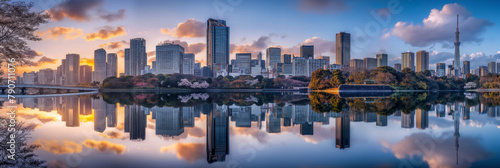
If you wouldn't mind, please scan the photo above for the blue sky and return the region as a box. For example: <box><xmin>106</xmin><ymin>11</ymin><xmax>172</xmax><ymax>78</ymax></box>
<box><xmin>24</xmin><ymin>0</ymin><xmax>500</xmax><ymax>74</ymax></box>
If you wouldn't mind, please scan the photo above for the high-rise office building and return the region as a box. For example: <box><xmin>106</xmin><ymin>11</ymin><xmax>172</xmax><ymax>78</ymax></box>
<box><xmin>65</xmin><ymin>54</ymin><xmax>80</xmax><ymax>85</ymax></box>
<box><xmin>235</xmin><ymin>53</ymin><xmax>251</xmax><ymax>74</ymax></box>
<box><xmin>436</xmin><ymin>63</ymin><xmax>446</xmax><ymax>76</ymax></box>
<box><xmin>463</xmin><ymin>61</ymin><xmax>470</xmax><ymax>74</ymax></box>
<box><xmin>93</xmin><ymin>48</ymin><xmax>106</xmax><ymax>82</ymax></box>
<box><xmin>266</xmin><ymin>47</ymin><xmax>281</xmax><ymax>70</ymax></box>
<box><xmin>293</xmin><ymin>57</ymin><xmax>307</xmax><ymax>76</ymax></box>
<box><xmin>350</xmin><ymin>59</ymin><xmax>364</xmax><ymax>71</ymax></box>
<box><xmin>488</xmin><ymin>61</ymin><xmax>496</xmax><ymax>74</ymax></box>
<box><xmin>300</xmin><ymin>45</ymin><xmax>314</xmax><ymax>59</ymax></box>
<box><xmin>307</xmin><ymin>58</ymin><xmax>328</xmax><ymax>76</ymax></box>
<box><xmin>376</xmin><ymin>53</ymin><xmax>388</xmax><ymax>67</ymax></box>
<box><xmin>363</xmin><ymin>57</ymin><xmax>377</xmax><ymax>70</ymax></box>
<box><xmin>79</xmin><ymin>65</ymin><xmax>92</xmax><ymax>84</ymax></box>
<box><xmin>106</xmin><ymin>53</ymin><xmax>117</xmax><ymax>77</ymax></box>
<box><xmin>130</xmin><ymin>38</ymin><xmax>147</xmax><ymax>76</ymax></box>
<box><xmin>183</xmin><ymin>53</ymin><xmax>195</xmax><ymax>75</ymax></box>
<box><xmin>336</xmin><ymin>32</ymin><xmax>350</xmax><ymax>69</ymax></box>
<box><xmin>156</xmin><ymin>43</ymin><xmax>184</xmax><ymax>74</ymax></box>
<box><xmin>257</xmin><ymin>52</ymin><xmax>262</xmax><ymax>68</ymax></box>
<box><xmin>155</xmin><ymin>107</ymin><xmax>184</xmax><ymax>137</ymax></box>
<box><xmin>394</xmin><ymin>63</ymin><xmax>401</xmax><ymax>71</ymax></box>
<box><xmin>207</xmin><ymin>18</ymin><xmax>230</xmax><ymax>77</ymax></box>
<box><xmin>416</xmin><ymin>50</ymin><xmax>429</xmax><ymax>72</ymax></box>
<box><xmin>37</xmin><ymin>68</ymin><xmax>55</xmax><ymax>85</ymax></box>
<box><xmin>194</xmin><ymin>63</ymin><xmax>201</xmax><ymax>76</ymax></box>
<box><xmin>401</xmin><ymin>111</ymin><xmax>415</xmax><ymax>128</ymax></box>
<box><xmin>318</xmin><ymin>56</ymin><xmax>330</xmax><ymax>64</ymax></box>
<box><xmin>124</xmin><ymin>48</ymin><xmax>130</xmax><ymax>75</ymax></box>
<box><xmin>401</xmin><ymin>51</ymin><xmax>415</xmax><ymax>71</ymax></box>
<box><xmin>282</xmin><ymin>54</ymin><xmax>292</xmax><ymax>64</ymax></box>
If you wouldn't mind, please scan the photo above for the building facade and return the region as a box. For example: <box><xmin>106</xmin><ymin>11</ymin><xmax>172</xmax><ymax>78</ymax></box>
<box><xmin>156</xmin><ymin>43</ymin><xmax>184</xmax><ymax>74</ymax></box>
<box><xmin>376</xmin><ymin>53</ymin><xmax>388</xmax><ymax>67</ymax></box>
<box><xmin>416</xmin><ymin>50</ymin><xmax>429</xmax><ymax>72</ymax></box>
<box><xmin>300</xmin><ymin>45</ymin><xmax>314</xmax><ymax>59</ymax></box>
<box><xmin>401</xmin><ymin>52</ymin><xmax>415</xmax><ymax>71</ymax></box>
<box><xmin>336</xmin><ymin>32</ymin><xmax>350</xmax><ymax>69</ymax></box>
<box><xmin>207</xmin><ymin>18</ymin><xmax>230</xmax><ymax>77</ymax></box>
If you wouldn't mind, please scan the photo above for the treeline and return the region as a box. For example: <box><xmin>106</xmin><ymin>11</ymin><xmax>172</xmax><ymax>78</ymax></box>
<box><xmin>308</xmin><ymin>91</ymin><xmax>475</xmax><ymax>114</ymax></box>
<box><xmin>101</xmin><ymin>73</ymin><xmax>310</xmax><ymax>89</ymax></box>
<box><xmin>309</xmin><ymin>66</ymin><xmax>481</xmax><ymax>90</ymax></box>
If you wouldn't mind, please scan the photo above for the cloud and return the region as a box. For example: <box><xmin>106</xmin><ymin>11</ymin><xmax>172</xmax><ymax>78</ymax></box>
<box><xmin>46</xmin><ymin>0</ymin><xmax>103</xmax><ymax>21</ymax></box>
<box><xmin>195</xmin><ymin>59</ymin><xmax>206</xmax><ymax>65</ymax></box>
<box><xmin>80</xmin><ymin>58</ymin><xmax>94</xmax><ymax>67</ymax></box>
<box><xmin>36</xmin><ymin>27</ymin><xmax>83</xmax><ymax>40</ymax></box>
<box><xmin>47</xmin><ymin>0</ymin><xmax>126</xmax><ymax>22</ymax></box>
<box><xmin>82</xmin><ymin>140</ymin><xmax>126</xmax><ymax>155</ymax></box>
<box><xmin>99</xmin><ymin>40</ymin><xmax>129</xmax><ymax>49</ymax></box>
<box><xmin>84</xmin><ymin>26</ymin><xmax>127</xmax><ymax>41</ymax></box>
<box><xmin>280</xmin><ymin>37</ymin><xmax>335</xmax><ymax>57</ymax></box>
<box><xmin>388</xmin><ymin>132</ymin><xmax>491</xmax><ymax>168</ymax></box>
<box><xmin>230</xmin><ymin>36</ymin><xmax>272</xmax><ymax>55</ymax></box>
<box><xmin>160</xmin><ymin>143</ymin><xmax>205</xmax><ymax>163</ymax></box>
<box><xmin>117</xmin><ymin>50</ymin><xmax>125</xmax><ymax>58</ymax></box>
<box><xmin>28</xmin><ymin>56</ymin><xmax>57</xmax><ymax>67</ymax></box>
<box><xmin>24</xmin><ymin>50</ymin><xmax>43</xmax><ymax>57</ymax></box>
<box><xmin>161</xmin><ymin>19</ymin><xmax>205</xmax><ymax>38</ymax></box>
<box><xmin>34</xmin><ymin>139</ymin><xmax>82</xmax><ymax>155</ymax></box>
<box><xmin>461</xmin><ymin>52</ymin><xmax>500</xmax><ymax>68</ymax></box>
<box><xmin>297</xmin><ymin>0</ymin><xmax>347</xmax><ymax>13</ymax></box>
<box><xmin>429</xmin><ymin>51</ymin><xmax>454</xmax><ymax>65</ymax></box>
<box><xmin>148</xmin><ymin>40</ymin><xmax>206</xmax><ymax>58</ymax></box>
<box><xmin>391</xmin><ymin>3</ymin><xmax>493</xmax><ymax>47</ymax></box>
<box><xmin>98</xmin><ymin>9</ymin><xmax>126</xmax><ymax>22</ymax></box>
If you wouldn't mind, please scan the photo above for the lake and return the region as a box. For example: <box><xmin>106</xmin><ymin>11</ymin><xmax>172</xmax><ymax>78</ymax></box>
<box><xmin>1</xmin><ymin>91</ymin><xmax>499</xmax><ymax>168</ymax></box>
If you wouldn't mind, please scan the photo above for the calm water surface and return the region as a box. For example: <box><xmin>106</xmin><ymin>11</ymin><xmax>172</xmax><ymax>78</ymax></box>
<box><xmin>1</xmin><ymin>92</ymin><xmax>500</xmax><ymax>168</ymax></box>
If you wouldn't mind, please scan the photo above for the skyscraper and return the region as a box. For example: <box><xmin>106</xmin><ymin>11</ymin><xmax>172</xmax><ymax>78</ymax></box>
<box><xmin>130</xmin><ymin>38</ymin><xmax>147</xmax><ymax>76</ymax></box>
<box><xmin>266</xmin><ymin>47</ymin><xmax>281</xmax><ymax>70</ymax></box>
<box><xmin>350</xmin><ymin>59</ymin><xmax>364</xmax><ymax>71</ymax></box>
<box><xmin>156</xmin><ymin>43</ymin><xmax>184</xmax><ymax>74</ymax></box>
<box><xmin>376</xmin><ymin>53</ymin><xmax>388</xmax><ymax>67</ymax></box>
<box><xmin>124</xmin><ymin>48</ymin><xmax>130</xmax><ymax>75</ymax></box>
<box><xmin>488</xmin><ymin>61</ymin><xmax>496</xmax><ymax>74</ymax></box>
<box><xmin>336</xmin><ymin>32</ymin><xmax>350</xmax><ymax>69</ymax></box>
<box><xmin>106</xmin><ymin>53</ymin><xmax>117</xmax><ymax>77</ymax></box>
<box><xmin>454</xmin><ymin>15</ymin><xmax>461</xmax><ymax>72</ymax></box>
<box><xmin>437</xmin><ymin>63</ymin><xmax>446</xmax><ymax>76</ymax></box>
<box><xmin>65</xmin><ymin>54</ymin><xmax>80</xmax><ymax>85</ymax></box>
<box><xmin>93</xmin><ymin>48</ymin><xmax>106</xmax><ymax>82</ymax></box>
<box><xmin>363</xmin><ymin>57</ymin><xmax>377</xmax><ymax>70</ymax></box>
<box><xmin>79</xmin><ymin>65</ymin><xmax>92</xmax><ymax>84</ymax></box>
<box><xmin>394</xmin><ymin>63</ymin><xmax>401</xmax><ymax>71</ymax></box>
<box><xmin>416</xmin><ymin>50</ymin><xmax>429</xmax><ymax>72</ymax></box>
<box><xmin>207</xmin><ymin>104</ymin><xmax>229</xmax><ymax>163</ymax></box>
<box><xmin>235</xmin><ymin>53</ymin><xmax>251</xmax><ymax>74</ymax></box>
<box><xmin>401</xmin><ymin>51</ymin><xmax>415</xmax><ymax>71</ymax></box>
<box><xmin>300</xmin><ymin>45</ymin><xmax>314</xmax><ymax>59</ymax></box>
<box><xmin>183</xmin><ymin>53</ymin><xmax>195</xmax><ymax>75</ymax></box>
<box><xmin>318</xmin><ymin>56</ymin><xmax>330</xmax><ymax>64</ymax></box>
<box><xmin>207</xmin><ymin>18</ymin><xmax>230</xmax><ymax>77</ymax></box>
<box><xmin>282</xmin><ymin>54</ymin><xmax>292</xmax><ymax>64</ymax></box>
<box><xmin>463</xmin><ymin>61</ymin><xmax>470</xmax><ymax>74</ymax></box>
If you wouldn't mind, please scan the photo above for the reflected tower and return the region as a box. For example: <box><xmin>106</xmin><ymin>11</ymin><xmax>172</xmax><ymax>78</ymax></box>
<box><xmin>92</xmin><ymin>98</ymin><xmax>106</xmax><ymax>132</ymax></box>
<box><xmin>336</xmin><ymin>111</ymin><xmax>350</xmax><ymax>149</ymax></box>
<box><xmin>207</xmin><ymin>104</ymin><xmax>229</xmax><ymax>163</ymax></box>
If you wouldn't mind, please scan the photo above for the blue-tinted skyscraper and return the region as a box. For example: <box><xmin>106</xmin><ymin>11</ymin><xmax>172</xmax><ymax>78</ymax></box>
<box><xmin>207</xmin><ymin>18</ymin><xmax>229</xmax><ymax>77</ymax></box>
<box><xmin>124</xmin><ymin>48</ymin><xmax>131</xmax><ymax>75</ymax></box>
<box><xmin>130</xmin><ymin>38</ymin><xmax>147</xmax><ymax>76</ymax></box>
<box><xmin>207</xmin><ymin>104</ymin><xmax>229</xmax><ymax>163</ymax></box>
<box><xmin>93</xmin><ymin>49</ymin><xmax>106</xmax><ymax>82</ymax></box>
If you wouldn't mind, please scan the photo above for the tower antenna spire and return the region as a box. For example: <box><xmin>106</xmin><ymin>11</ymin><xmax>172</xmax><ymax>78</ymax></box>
<box><xmin>457</xmin><ymin>14</ymin><xmax>459</xmax><ymax>29</ymax></box>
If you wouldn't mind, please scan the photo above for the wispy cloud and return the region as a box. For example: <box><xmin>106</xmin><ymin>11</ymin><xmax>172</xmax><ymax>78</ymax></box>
<box><xmin>84</xmin><ymin>26</ymin><xmax>127</xmax><ymax>41</ymax></box>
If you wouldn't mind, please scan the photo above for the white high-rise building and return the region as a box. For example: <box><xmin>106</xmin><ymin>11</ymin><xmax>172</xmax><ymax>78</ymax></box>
<box><xmin>183</xmin><ymin>53</ymin><xmax>195</xmax><ymax>75</ymax></box>
<box><xmin>106</xmin><ymin>53</ymin><xmax>117</xmax><ymax>77</ymax></box>
<box><xmin>93</xmin><ymin>48</ymin><xmax>107</xmax><ymax>82</ymax></box>
<box><xmin>156</xmin><ymin>43</ymin><xmax>184</xmax><ymax>74</ymax></box>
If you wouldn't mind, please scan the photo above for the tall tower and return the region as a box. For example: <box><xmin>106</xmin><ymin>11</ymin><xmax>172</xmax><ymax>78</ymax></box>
<box><xmin>454</xmin><ymin>15</ymin><xmax>461</xmax><ymax>71</ymax></box>
<box><xmin>207</xmin><ymin>18</ymin><xmax>229</xmax><ymax>77</ymax></box>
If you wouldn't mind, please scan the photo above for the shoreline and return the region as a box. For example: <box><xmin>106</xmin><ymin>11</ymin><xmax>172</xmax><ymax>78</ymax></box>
<box><xmin>99</xmin><ymin>88</ymin><xmax>304</xmax><ymax>93</ymax></box>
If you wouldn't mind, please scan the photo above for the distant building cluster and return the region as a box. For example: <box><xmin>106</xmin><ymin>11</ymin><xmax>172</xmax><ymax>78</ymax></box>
<box><xmin>18</xmin><ymin>15</ymin><xmax>494</xmax><ymax>85</ymax></box>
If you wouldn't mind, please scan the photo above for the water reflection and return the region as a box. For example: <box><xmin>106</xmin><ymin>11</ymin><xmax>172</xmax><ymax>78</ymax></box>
<box><xmin>4</xmin><ymin>91</ymin><xmax>500</xmax><ymax>167</ymax></box>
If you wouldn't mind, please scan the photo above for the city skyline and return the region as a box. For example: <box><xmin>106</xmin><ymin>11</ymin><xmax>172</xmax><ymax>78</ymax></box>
<box><xmin>18</xmin><ymin>0</ymin><xmax>500</xmax><ymax>77</ymax></box>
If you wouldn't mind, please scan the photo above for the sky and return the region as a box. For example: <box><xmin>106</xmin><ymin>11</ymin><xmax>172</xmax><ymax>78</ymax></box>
<box><xmin>21</xmin><ymin>0</ymin><xmax>500</xmax><ymax>75</ymax></box>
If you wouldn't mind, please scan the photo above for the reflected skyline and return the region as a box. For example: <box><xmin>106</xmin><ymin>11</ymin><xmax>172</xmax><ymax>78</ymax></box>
<box><xmin>5</xmin><ymin>91</ymin><xmax>500</xmax><ymax>167</ymax></box>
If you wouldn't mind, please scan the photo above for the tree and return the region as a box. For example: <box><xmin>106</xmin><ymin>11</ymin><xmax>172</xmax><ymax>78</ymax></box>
<box><xmin>309</xmin><ymin>69</ymin><xmax>332</xmax><ymax>90</ymax></box>
<box><xmin>330</xmin><ymin>69</ymin><xmax>345</xmax><ymax>88</ymax></box>
<box><xmin>0</xmin><ymin>0</ymin><xmax>50</xmax><ymax>64</ymax></box>
<box><xmin>1</xmin><ymin>117</ymin><xmax>47</xmax><ymax>167</ymax></box>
